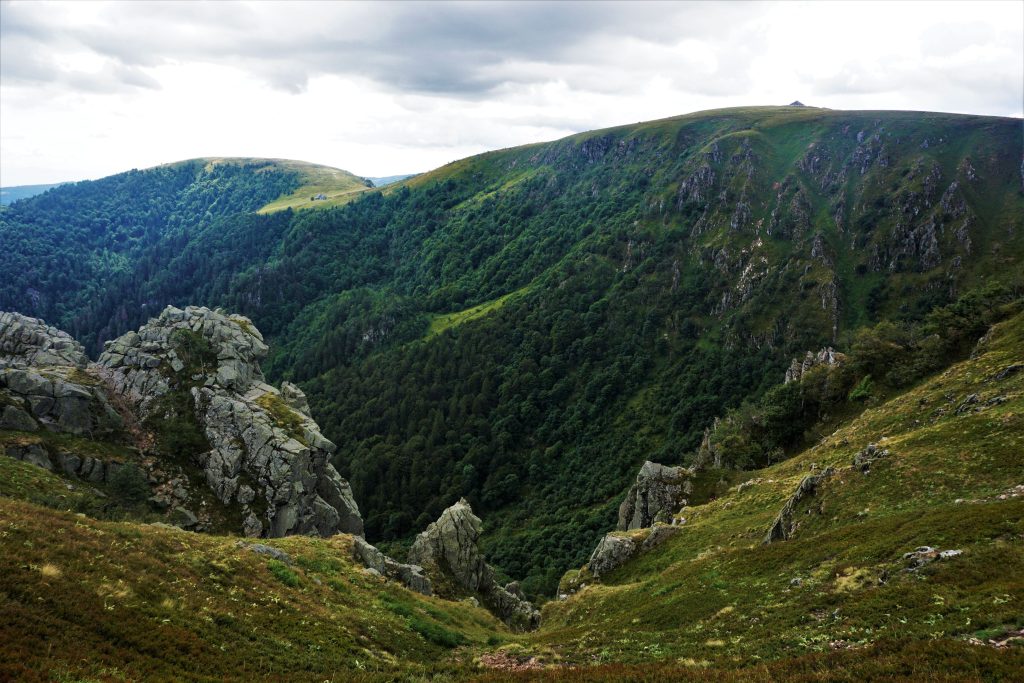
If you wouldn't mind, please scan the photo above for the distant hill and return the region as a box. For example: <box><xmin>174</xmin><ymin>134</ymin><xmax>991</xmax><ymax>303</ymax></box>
<box><xmin>0</xmin><ymin>182</ymin><xmax>67</xmax><ymax>206</ymax></box>
<box><xmin>1</xmin><ymin>107</ymin><xmax>1021</xmax><ymax>596</ymax></box>
<box><xmin>367</xmin><ymin>173</ymin><xmax>419</xmax><ymax>187</ymax></box>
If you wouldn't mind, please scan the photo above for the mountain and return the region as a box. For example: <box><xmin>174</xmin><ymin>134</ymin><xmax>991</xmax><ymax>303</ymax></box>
<box><xmin>1</xmin><ymin>106</ymin><xmax>1022</xmax><ymax>598</ymax></box>
<box><xmin>0</xmin><ymin>182</ymin><xmax>68</xmax><ymax>206</ymax></box>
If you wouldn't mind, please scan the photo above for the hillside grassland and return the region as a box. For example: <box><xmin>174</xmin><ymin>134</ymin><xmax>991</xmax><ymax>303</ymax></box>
<box><xmin>255</xmin><ymin>160</ymin><xmax>374</xmax><ymax>213</ymax></box>
<box><xmin>0</xmin><ymin>475</ymin><xmax>506</xmax><ymax>682</ymax></box>
<box><xmin>520</xmin><ymin>311</ymin><xmax>1024</xmax><ymax>668</ymax></box>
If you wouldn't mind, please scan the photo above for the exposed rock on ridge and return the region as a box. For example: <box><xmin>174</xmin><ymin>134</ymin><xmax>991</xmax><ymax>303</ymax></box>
<box><xmin>784</xmin><ymin>347</ymin><xmax>847</xmax><ymax>384</ymax></box>
<box><xmin>0</xmin><ymin>311</ymin><xmax>122</xmax><ymax>436</ymax></box>
<box><xmin>764</xmin><ymin>467</ymin><xmax>835</xmax><ymax>544</ymax></box>
<box><xmin>97</xmin><ymin>306</ymin><xmax>363</xmax><ymax>539</ymax></box>
<box><xmin>408</xmin><ymin>498</ymin><xmax>539</xmax><ymax>630</ymax></box>
<box><xmin>617</xmin><ymin>460</ymin><xmax>692</xmax><ymax>530</ymax></box>
<box><xmin>0</xmin><ymin>311</ymin><xmax>89</xmax><ymax>369</ymax></box>
<box><xmin>351</xmin><ymin>536</ymin><xmax>432</xmax><ymax>596</ymax></box>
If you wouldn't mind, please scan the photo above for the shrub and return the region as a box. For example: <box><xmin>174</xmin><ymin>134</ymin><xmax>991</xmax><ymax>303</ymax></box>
<box><xmin>267</xmin><ymin>560</ymin><xmax>300</xmax><ymax>587</ymax></box>
<box><xmin>848</xmin><ymin>375</ymin><xmax>874</xmax><ymax>402</ymax></box>
<box><xmin>107</xmin><ymin>465</ymin><xmax>151</xmax><ymax>508</ymax></box>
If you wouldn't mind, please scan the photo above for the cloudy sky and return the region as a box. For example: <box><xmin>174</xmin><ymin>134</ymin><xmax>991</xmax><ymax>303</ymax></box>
<box><xmin>1</xmin><ymin>0</ymin><xmax>1021</xmax><ymax>185</ymax></box>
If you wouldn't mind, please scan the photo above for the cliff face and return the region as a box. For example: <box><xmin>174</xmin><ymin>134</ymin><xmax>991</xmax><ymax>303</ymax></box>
<box><xmin>97</xmin><ymin>305</ymin><xmax>363</xmax><ymax>538</ymax></box>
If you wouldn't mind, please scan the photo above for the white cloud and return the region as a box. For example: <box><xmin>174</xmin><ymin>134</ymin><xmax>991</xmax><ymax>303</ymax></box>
<box><xmin>1</xmin><ymin>0</ymin><xmax>1020</xmax><ymax>185</ymax></box>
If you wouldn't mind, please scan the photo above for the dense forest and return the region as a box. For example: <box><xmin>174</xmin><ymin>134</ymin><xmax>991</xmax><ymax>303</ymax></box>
<box><xmin>2</xmin><ymin>107</ymin><xmax>1021</xmax><ymax>595</ymax></box>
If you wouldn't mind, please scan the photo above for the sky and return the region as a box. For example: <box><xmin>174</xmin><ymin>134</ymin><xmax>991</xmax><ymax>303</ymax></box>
<box><xmin>1</xmin><ymin>0</ymin><xmax>1021</xmax><ymax>186</ymax></box>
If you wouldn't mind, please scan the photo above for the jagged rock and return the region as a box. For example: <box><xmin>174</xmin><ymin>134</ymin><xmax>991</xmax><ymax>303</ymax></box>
<box><xmin>784</xmin><ymin>347</ymin><xmax>846</xmax><ymax>384</ymax></box>
<box><xmin>853</xmin><ymin>443</ymin><xmax>889</xmax><ymax>473</ymax></box>
<box><xmin>97</xmin><ymin>306</ymin><xmax>363</xmax><ymax>539</ymax></box>
<box><xmin>352</xmin><ymin>534</ymin><xmax>433</xmax><ymax>595</ymax></box>
<box><xmin>280</xmin><ymin>381</ymin><xmax>312</xmax><ymax>417</ymax></box>
<box><xmin>617</xmin><ymin>461</ymin><xmax>692</xmax><ymax>531</ymax></box>
<box><xmin>764</xmin><ymin>468</ymin><xmax>835</xmax><ymax>544</ymax></box>
<box><xmin>587</xmin><ymin>534</ymin><xmax>637</xmax><ymax>577</ymax></box>
<box><xmin>0</xmin><ymin>312</ymin><xmax>88</xmax><ymax>369</ymax></box>
<box><xmin>409</xmin><ymin>499</ymin><xmax>538</xmax><ymax>629</ymax></box>
<box><xmin>0</xmin><ymin>365</ymin><xmax>122</xmax><ymax>437</ymax></box>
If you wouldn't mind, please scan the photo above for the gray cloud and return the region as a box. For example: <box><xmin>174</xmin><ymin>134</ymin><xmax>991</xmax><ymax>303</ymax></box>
<box><xmin>1</xmin><ymin>1</ymin><xmax>755</xmax><ymax>97</ymax></box>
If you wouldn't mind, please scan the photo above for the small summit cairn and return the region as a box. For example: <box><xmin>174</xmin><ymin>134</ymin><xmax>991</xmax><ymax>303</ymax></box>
<box><xmin>789</xmin><ymin>100</ymin><xmax>806</xmax><ymax>107</ymax></box>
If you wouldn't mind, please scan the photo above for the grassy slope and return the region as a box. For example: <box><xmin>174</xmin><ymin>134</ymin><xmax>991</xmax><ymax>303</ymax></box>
<box><xmin>426</xmin><ymin>286</ymin><xmax>530</xmax><ymax>339</ymax></box>
<box><xmin>2</xmin><ymin>313</ymin><xmax>1020</xmax><ymax>681</ymax></box>
<box><xmin>251</xmin><ymin>159</ymin><xmax>373</xmax><ymax>213</ymax></box>
<box><xmin>512</xmin><ymin>311</ymin><xmax>1024</xmax><ymax>672</ymax></box>
<box><xmin>0</xmin><ymin>466</ymin><xmax>506</xmax><ymax>682</ymax></box>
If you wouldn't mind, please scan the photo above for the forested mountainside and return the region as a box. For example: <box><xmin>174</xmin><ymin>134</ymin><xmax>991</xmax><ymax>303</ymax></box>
<box><xmin>2</xmin><ymin>106</ymin><xmax>1021</xmax><ymax>595</ymax></box>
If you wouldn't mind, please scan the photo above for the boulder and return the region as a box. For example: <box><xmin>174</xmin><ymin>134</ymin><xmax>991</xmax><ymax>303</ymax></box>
<box><xmin>0</xmin><ymin>404</ymin><xmax>38</xmax><ymax>431</ymax></box>
<box><xmin>5</xmin><ymin>443</ymin><xmax>53</xmax><ymax>470</ymax></box>
<box><xmin>617</xmin><ymin>461</ymin><xmax>692</xmax><ymax>531</ymax></box>
<box><xmin>587</xmin><ymin>534</ymin><xmax>638</xmax><ymax>577</ymax></box>
<box><xmin>409</xmin><ymin>499</ymin><xmax>539</xmax><ymax>629</ymax></box>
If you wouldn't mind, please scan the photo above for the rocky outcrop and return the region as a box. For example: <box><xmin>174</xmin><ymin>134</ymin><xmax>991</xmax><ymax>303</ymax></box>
<box><xmin>587</xmin><ymin>534</ymin><xmax>637</xmax><ymax>577</ymax></box>
<box><xmin>0</xmin><ymin>312</ymin><xmax>88</xmax><ymax>369</ymax></box>
<box><xmin>784</xmin><ymin>347</ymin><xmax>846</xmax><ymax>384</ymax></box>
<box><xmin>0</xmin><ymin>312</ymin><xmax>123</xmax><ymax>436</ymax></box>
<box><xmin>853</xmin><ymin>443</ymin><xmax>889</xmax><ymax>474</ymax></box>
<box><xmin>352</xmin><ymin>536</ymin><xmax>432</xmax><ymax>595</ymax></box>
<box><xmin>97</xmin><ymin>306</ymin><xmax>363</xmax><ymax>539</ymax></box>
<box><xmin>2</xmin><ymin>440</ymin><xmax>143</xmax><ymax>485</ymax></box>
<box><xmin>408</xmin><ymin>498</ymin><xmax>539</xmax><ymax>630</ymax></box>
<box><xmin>617</xmin><ymin>461</ymin><xmax>692</xmax><ymax>531</ymax></box>
<box><xmin>586</xmin><ymin>524</ymin><xmax>680</xmax><ymax>579</ymax></box>
<box><xmin>763</xmin><ymin>467</ymin><xmax>835</xmax><ymax>544</ymax></box>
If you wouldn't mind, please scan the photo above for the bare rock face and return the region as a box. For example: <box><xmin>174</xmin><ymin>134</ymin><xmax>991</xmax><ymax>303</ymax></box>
<box><xmin>0</xmin><ymin>312</ymin><xmax>88</xmax><ymax>369</ymax></box>
<box><xmin>408</xmin><ymin>499</ymin><xmax>539</xmax><ymax>630</ymax></box>
<box><xmin>784</xmin><ymin>347</ymin><xmax>847</xmax><ymax>384</ymax></box>
<box><xmin>352</xmin><ymin>536</ymin><xmax>432</xmax><ymax>595</ymax></box>
<box><xmin>617</xmin><ymin>461</ymin><xmax>692</xmax><ymax>531</ymax></box>
<box><xmin>0</xmin><ymin>311</ymin><xmax>122</xmax><ymax>436</ymax></box>
<box><xmin>97</xmin><ymin>305</ymin><xmax>363</xmax><ymax>539</ymax></box>
<box><xmin>763</xmin><ymin>467</ymin><xmax>835</xmax><ymax>544</ymax></box>
<box><xmin>587</xmin><ymin>534</ymin><xmax>638</xmax><ymax>577</ymax></box>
